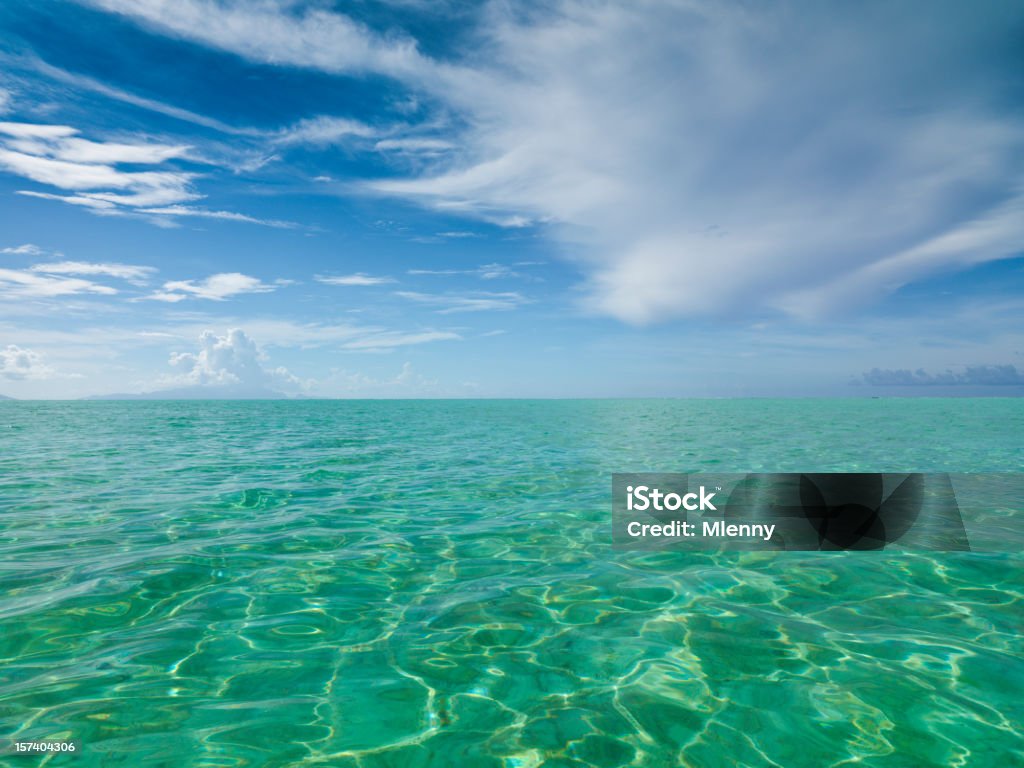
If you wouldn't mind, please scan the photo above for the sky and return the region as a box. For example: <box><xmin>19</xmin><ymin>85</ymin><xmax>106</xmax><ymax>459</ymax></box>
<box><xmin>0</xmin><ymin>0</ymin><xmax>1022</xmax><ymax>398</ymax></box>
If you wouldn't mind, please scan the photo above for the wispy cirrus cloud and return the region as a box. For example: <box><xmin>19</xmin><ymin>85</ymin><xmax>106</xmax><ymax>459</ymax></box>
<box><xmin>0</xmin><ymin>121</ymin><xmax>190</xmax><ymax>164</ymax></box>
<box><xmin>30</xmin><ymin>260</ymin><xmax>156</xmax><ymax>284</ymax></box>
<box><xmin>0</xmin><ymin>119</ymin><xmax>202</xmax><ymax>223</ymax></box>
<box><xmin>1</xmin><ymin>243</ymin><xmax>46</xmax><ymax>256</ymax></box>
<box><xmin>395</xmin><ymin>290</ymin><xmax>529</xmax><ymax>313</ymax></box>
<box><xmin>0</xmin><ymin>317</ymin><xmax>462</xmax><ymax>354</ymax></box>
<box><xmin>0</xmin><ymin>121</ymin><xmax>196</xmax><ymax>209</ymax></box>
<box><xmin>145</xmin><ymin>272</ymin><xmax>274</xmax><ymax>302</ymax></box>
<box><xmin>136</xmin><ymin>205</ymin><xmax>297</xmax><ymax>228</ymax></box>
<box><xmin>435</xmin><ymin>231</ymin><xmax>481</xmax><ymax>239</ymax></box>
<box><xmin>0</xmin><ymin>267</ymin><xmax>118</xmax><ymax>298</ymax></box>
<box><xmin>0</xmin><ymin>121</ymin><xmax>295</xmax><ymax>226</ymax></box>
<box><xmin>408</xmin><ymin>263</ymin><xmax>518</xmax><ymax>280</ymax></box>
<box><xmin>76</xmin><ymin>0</ymin><xmax>436</xmax><ymax>80</ymax></box>
<box><xmin>199</xmin><ymin>319</ymin><xmax>461</xmax><ymax>354</ymax></box>
<box><xmin>24</xmin><ymin>56</ymin><xmax>256</xmax><ymax>135</ymax></box>
<box><xmin>273</xmin><ymin>116</ymin><xmax>376</xmax><ymax>146</ymax></box>
<box><xmin>36</xmin><ymin>0</ymin><xmax>1024</xmax><ymax>331</ymax></box>
<box><xmin>316</xmin><ymin>273</ymin><xmax>395</xmax><ymax>286</ymax></box>
<box><xmin>374</xmin><ymin>138</ymin><xmax>452</xmax><ymax>155</ymax></box>
<box><xmin>367</xmin><ymin>3</ymin><xmax>1024</xmax><ymax>323</ymax></box>
<box><xmin>339</xmin><ymin>329</ymin><xmax>460</xmax><ymax>351</ymax></box>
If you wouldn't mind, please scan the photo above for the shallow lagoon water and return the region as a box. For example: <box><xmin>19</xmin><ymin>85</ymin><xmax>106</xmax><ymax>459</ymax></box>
<box><xmin>0</xmin><ymin>399</ymin><xmax>1021</xmax><ymax>766</ymax></box>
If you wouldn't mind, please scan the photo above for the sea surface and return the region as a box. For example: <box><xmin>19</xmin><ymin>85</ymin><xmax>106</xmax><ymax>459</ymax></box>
<box><xmin>0</xmin><ymin>399</ymin><xmax>1021</xmax><ymax>767</ymax></box>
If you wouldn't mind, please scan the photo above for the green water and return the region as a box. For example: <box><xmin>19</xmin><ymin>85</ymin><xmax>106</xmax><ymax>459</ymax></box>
<box><xmin>0</xmin><ymin>400</ymin><xmax>1021</xmax><ymax>767</ymax></box>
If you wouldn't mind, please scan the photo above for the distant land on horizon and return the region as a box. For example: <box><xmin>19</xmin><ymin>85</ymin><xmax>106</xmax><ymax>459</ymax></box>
<box><xmin>0</xmin><ymin>391</ymin><xmax>1021</xmax><ymax>402</ymax></box>
<box><xmin>82</xmin><ymin>385</ymin><xmax>296</xmax><ymax>401</ymax></box>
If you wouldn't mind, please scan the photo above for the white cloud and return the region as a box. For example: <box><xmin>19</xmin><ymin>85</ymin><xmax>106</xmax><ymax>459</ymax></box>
<box><xmin>0</xmin><ymin>268</ymin><xmax>118</xmax><ymax>298</ymax></box>
<box><xmin>321</xmin><ymin>361</ymin><xmax>439</xmax><ymax>396</ymax></box>
<box><xmin>374</xmin><ymin>138</ymin><xmax>452</xmax><ymax>154</ymax></box>
<box><xmin>395</xmin><ymin>290</ymin><xmax>528</xmax><ymax>313</ymax></box>
<box><xmin>145</xmin><ymin>272</ymin><xmax>274</xmax><ymax>302</ymax></box>
<box><xmin>80</xmin><ymin>0</ymin><xmax>436</xmax><ymax>79</ymax></box>
<box><xmin>436</xmin><ymin>231</ymin><xmax>480</xmax><ymax>239</ymax></box>
<box><xmin>27</xmin><ymin>58</ymin><xmax>254</xmax><ymax>135</ymax></box>
<box><xmin>0</xmin><ymin>318</ymin><xmax>463</xmax><ymax>354</ymax></box>
<box><xmin>0</xmin><ymin>121</ymin><xmax>290</xmax><ymax>226</ymax></box>
<box><xmin>0</xmin><ymin>147</ymin><xmax>194</xmax><ymax>201</ymax></box>
<box><xmin>339</xmin><ymin>330</ymin><xmax>460</xmax><ymax>351</ymax></box>
<box><xmin>181</xmin><ymin>319</ymin><xmax>461</xmax><ymax>353</ymax></box>
<box><xmin>16</xmin><ymin>191</ymin><xmax>120</xmax><ymax>210</ymax></box>
<box><xmin>0</xmin><ymin>345</ymin><xmax>54</xmax><ymax>380</ymax></box>
<box><xmin>408</xmin><ymin>263</ymin><xmax>517</xmax><ymax>279</ymax></box>
<box><xmin>30</xmin><ymin>261</ymin><xmax>156</xmax><ymax>283</ymax></box>
<box><xmin>375</xmin><ymin>3</ymin><xmax>1024</xmax><ymax>324</ymax></box>
<box><xmin>0</xmin><ymin>121</ymin><xmax>198</xmax><ymax>210</ymax></box>
<box><xmin>51</xmin><ymin>1</ymin><xmax>1024</xmax><ymax>323</ymax></box>
<box><xmin>274</xmin><ymin>116</ymin><xmax>376</xmax><ymax>146</ymax></box>
<box><xmin>169</xmin><ymin>328</ymin><xmax>297</xmax><ymax>388</ymax></box>
<box><xmin>0</xmin><ymin>126</ymin><xmax>192</xmax><ymax>166</ymax></box>
<box><xmin>1</xmin><ymin>243</ymin><xmax>46</xmax><ymax>255</ymax></box>
<box><xmin>0</xmin><ymin>123</ymin><xmax>78</xmax><ymax>140</ymax></box>
<box><xmin>316</xmin><ymin>273</ymin><xmax>395</xmax><ymax>286</ymax></box>
<box><xmin>136</xmin><ymin>205</ymin><xmax>297</xmax><ymax>228</ymax></box>
<box><xmin>777</xmin><ymin>191</ymin><xmax>1024</xmax><ymax>317</ymax></box>
<box><xmin>0</xmin><ymin>88</ymin><xmax>11</xmax><ymax>114</ymax></box>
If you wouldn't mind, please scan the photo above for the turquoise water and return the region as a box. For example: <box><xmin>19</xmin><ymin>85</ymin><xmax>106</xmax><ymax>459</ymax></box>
<box><xmin>0</xmin><ymin>399</ymin><xmax>1021</xmax><ymax>767</ymax></box>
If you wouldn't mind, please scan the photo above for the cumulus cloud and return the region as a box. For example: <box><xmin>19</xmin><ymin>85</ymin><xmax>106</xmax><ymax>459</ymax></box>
<box><xmin>169</xmin><ymin>328</ymin><xmax>297</xmax><ymax>389</ymax></box>
<box><xmin>316</xmin><ymin>273</ymin><xmax>395</xmax><ymax>286</ymax></box>
<box><xmin>0</xmin><ymin>345</ymin><xmax>53</xmax><ymax>379</ymax></box>
<box><xmin>861</xmin><ymin>365</ymin><xmax>1024</xmax><ymax>387</ymax></box>
<box><xmin>146</xmin><ymin>272</ymin><xmax>274</xmax><ymax>302</ymax></box>
<box><xmin>395</xmin><ymin>290</ymin><xmax>529</xmax><ymax>313</ymax></box>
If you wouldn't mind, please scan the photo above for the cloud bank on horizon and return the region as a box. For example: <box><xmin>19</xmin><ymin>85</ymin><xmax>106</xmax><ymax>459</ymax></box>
<box><xmin>0</xmin><ymin>0</ymin><xmax>1022</xmax><ymax>397</ymax></box>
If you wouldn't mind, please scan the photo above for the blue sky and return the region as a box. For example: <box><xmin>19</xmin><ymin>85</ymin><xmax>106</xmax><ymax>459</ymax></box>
<box><xmin>0</xmin><ymin>0</ymin><xmax>1022</xmax><ymax>398</ymax></box>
